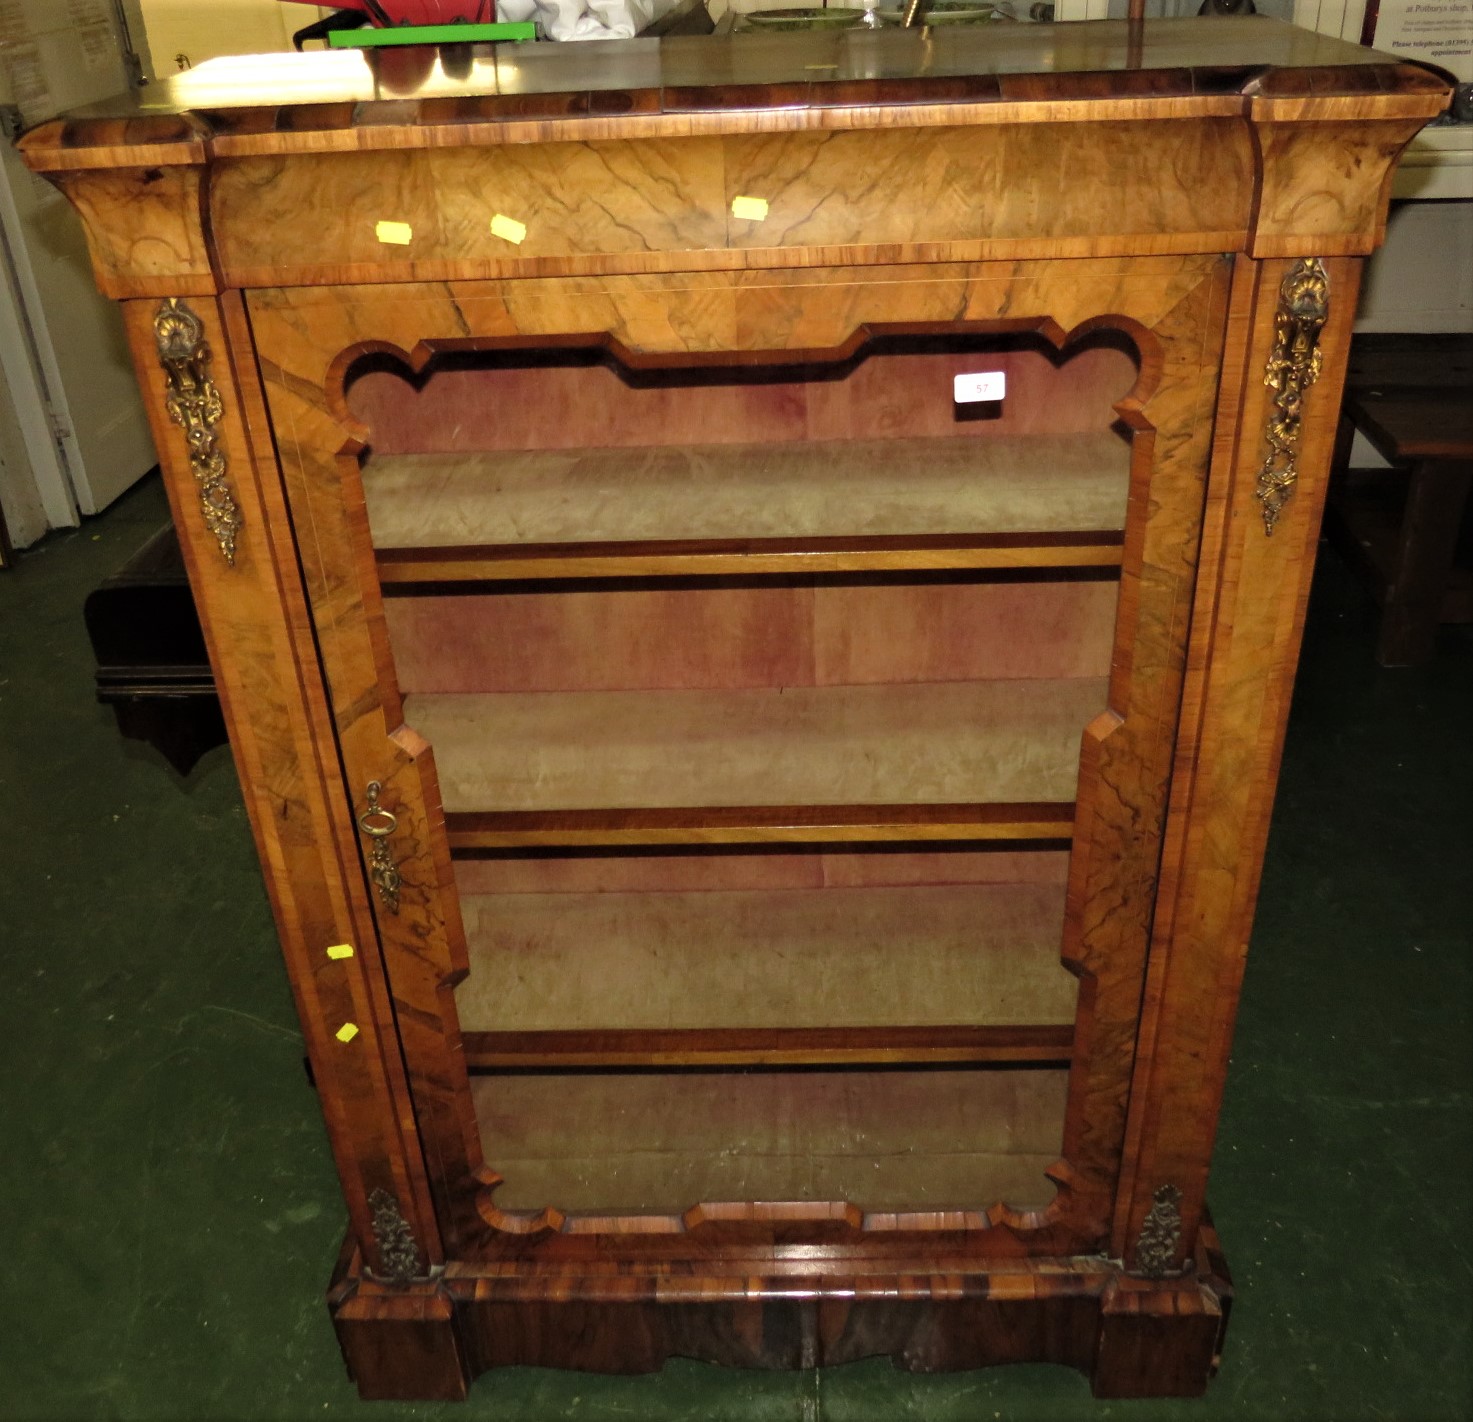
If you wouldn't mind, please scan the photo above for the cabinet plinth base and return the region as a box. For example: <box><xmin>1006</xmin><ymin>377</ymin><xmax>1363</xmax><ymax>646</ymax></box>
<box><xmin>327</xmin><ymin>1224</ymin><xmax>1231</xmax><ymax>1401</ymax></box>
<box><xmin>327</xmin><ymin>1242</ymin><xmax>469</xmax><ymax>1402</ymax></box>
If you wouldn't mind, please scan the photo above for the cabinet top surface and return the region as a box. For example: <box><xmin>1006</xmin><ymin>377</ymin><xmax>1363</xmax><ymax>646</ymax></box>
<box><xmin>20</xmin><ymin>16</ymin><xmax>1448</xmax><ymax>167</ymax></box>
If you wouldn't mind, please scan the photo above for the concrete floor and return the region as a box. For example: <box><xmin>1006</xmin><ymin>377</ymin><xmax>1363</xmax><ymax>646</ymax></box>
<box><xmin>2</xmin><ymin>473</ymin><xmax>1469</xmax><ymax>1421</ymax></box>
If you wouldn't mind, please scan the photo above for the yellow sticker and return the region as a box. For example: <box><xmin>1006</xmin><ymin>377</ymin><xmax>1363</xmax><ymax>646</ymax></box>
<box><xmin>731</xmin><ymin>195</ymin><xmax>769</xmax><ymax>222</ymax></box>
<box><xmin>335</xmin><ymin>1022</ymin><xmax>360</xmax><ymax>1044</ymax></box>
<box><xmin>490</xmin><ymin>213</ymin><xmax>527</xmax><ymax>245</ymax></box>
<box><xmin>326</xmin><ymin>944</ymin><xmax>355</xmax><ymax>960</ymax></box>
<box><xmin>375</xmin><ymin>220</ymin><xmax>413</xmax><ymax>246</ymax></box>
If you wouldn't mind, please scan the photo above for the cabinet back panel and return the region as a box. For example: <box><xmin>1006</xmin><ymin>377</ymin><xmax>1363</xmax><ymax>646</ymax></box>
<box><xmin>384</xmin><ymin>579</ymin><xmax>1119</xmax><ymax>694</ymax></box>
<box><xmin>348</xmin><ymin>341</ymin><xmax>1138</xmax><ymax>455</ymax></box>
<box><xmin>471</xmin><ymin>1066</ymin><xmax>1068</xmax><ymax>1216</ymax></box>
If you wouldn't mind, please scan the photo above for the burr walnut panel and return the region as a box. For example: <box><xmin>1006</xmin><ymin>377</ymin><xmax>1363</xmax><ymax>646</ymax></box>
<box><xmin>209</xmin><ymin>118</ymin><xmax>1254</xmax><ymax>285</ymax></box>
<box><xmin>54</xmin><ymin>166</ymin><xmax>214</xmax><ymax>300</ymax></box>
<box><xmin>1248</xmin><ymin>113</ymin><xmax>1439</xmax><ymax>258</ymax></box>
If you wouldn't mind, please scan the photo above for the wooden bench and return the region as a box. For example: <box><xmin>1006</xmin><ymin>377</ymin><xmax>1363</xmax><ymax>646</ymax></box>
<box><xmin>1326</xmin><ymin>333</ymin><xmax>1473</xmax><ymax>666</ymax></box>
<box><xmin>83</xmin><ymin>523</ymin><xmax>224</xmax><ymax>774</ymax></box>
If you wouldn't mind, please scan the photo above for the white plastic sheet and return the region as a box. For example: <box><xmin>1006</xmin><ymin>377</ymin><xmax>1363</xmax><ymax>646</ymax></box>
<box><xmin>495</xmin><ymin>0</ymin><xmax>680</xmax><ymax>41</ymax></box>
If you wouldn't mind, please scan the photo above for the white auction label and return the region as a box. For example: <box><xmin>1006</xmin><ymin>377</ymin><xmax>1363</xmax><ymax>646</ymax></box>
<box><xmin>953</xmin><ymin>370</ymin><xmax>1006</xmax><ymax>404</ymax></box>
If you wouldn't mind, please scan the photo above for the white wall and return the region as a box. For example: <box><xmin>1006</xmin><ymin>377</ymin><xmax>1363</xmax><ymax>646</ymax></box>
<box><xmin>1345</xmin><ymin>199</ymin><xmax>1473</xmax><ymax>467</ymax></box>
<box><xmin>0</xmin><ymin>361</ymin><xmax>47</xmax><ymax>550</ymax></box>
<box><xmin>1357</xmin><ymin>200</ymin><xmax>1473</xmax><ymax>334</ymax></box>
<box><xmin>136</xmin><ymin>1</ymin><xmax>333</xmax><ymax>76</ymax></box>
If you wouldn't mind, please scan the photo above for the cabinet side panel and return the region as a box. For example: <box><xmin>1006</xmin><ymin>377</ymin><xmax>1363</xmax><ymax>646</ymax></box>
<box><xmin>1117</xmin><ymin>255</ymin><xmax>1364</xmax><ymax>1268</ymax></box>
<box><xmin>119</xmin><ymin>294</ymin><xmax>444</xmax><ymax>1273</ymax></box>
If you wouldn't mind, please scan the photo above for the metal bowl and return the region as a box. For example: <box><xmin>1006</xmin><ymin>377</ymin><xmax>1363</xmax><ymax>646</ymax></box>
<box><xmin>879</xmin><ymin>1</ymin><xmax>1013</xmax><ymax>21</ymax></box>
<box><xmin>740</xmin><ymin>7</ymin><xmax>871</xmax><ymax>28</ymax></box>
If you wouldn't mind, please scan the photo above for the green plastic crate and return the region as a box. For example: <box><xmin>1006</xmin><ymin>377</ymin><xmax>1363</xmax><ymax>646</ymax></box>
<box><xmin>329</xmin><ymin>22</ymin><xmax>537</xmax><ymax>46</ymax></box>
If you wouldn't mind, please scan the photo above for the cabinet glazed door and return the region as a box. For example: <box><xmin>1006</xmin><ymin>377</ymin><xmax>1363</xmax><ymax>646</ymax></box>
<box><xmin>249</xmin><ymin>254</ymin><xmax>1230</xmax><ymax>1265</ymax></box>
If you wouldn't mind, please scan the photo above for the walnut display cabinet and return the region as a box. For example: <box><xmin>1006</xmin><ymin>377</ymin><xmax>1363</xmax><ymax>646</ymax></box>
<box><xmin>22</xmin><ymin>19</ymin><xmax>1449</xmax><ymax>1401</ymax></box>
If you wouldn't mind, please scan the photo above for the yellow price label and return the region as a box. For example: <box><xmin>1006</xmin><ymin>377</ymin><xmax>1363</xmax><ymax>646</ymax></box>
<box><xmin>374</xmin><ymin>220</ymin><xmax>413</xmax><ymax>246</ymax></box>
<box><xmin>731</xmin><ymin>195</ymin><xmax>770</xmax><ymax>222</ymax></box>
<box><xmin>490</xmin><ymin>213</ymin><xmax>528</xmax><ymax>245</ymax></box>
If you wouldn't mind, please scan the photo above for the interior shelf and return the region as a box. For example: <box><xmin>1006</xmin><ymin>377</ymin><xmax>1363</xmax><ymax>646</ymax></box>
<box><xmin>470</xmin><ymin>1065</ymin><xmax>1068</xmax><ymax>1216</ymax></box>
<box><xmin>407</xmin><ymin>678</ymin><xmax>1104</xmax><ymax>847</ymax></box>
<box><xmin>456</xmin><ymin>879</ymin><xmax>1078</xmax><ymax>1065</ymax></box>
<box><xmin>365</xmin><ymin>432</ymin><xmax>1131</xmax><ymax>581</ymax></box>
<box><xmin>462</xmin><ymin>1025</ymin><xmax>1075</xmax><ymax>1070</ymax></box>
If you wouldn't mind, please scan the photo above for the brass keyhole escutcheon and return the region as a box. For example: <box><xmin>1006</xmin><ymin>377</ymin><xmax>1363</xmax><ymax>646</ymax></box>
<box><xmin>357</xmin><ymin>780</ymin><xmax>402</xmax><ymax>914</ymax></box>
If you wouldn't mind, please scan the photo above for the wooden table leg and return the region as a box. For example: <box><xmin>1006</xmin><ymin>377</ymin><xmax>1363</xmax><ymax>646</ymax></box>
<box><xmin>1377</xmin><ymin>458</ymin><xmax>1473</xmax><ymax>667</ymax></box>
<box><xmin>1329</xmin><ymin>409</ymin><xmax>1356</xmax><ymax>482</ymax></box>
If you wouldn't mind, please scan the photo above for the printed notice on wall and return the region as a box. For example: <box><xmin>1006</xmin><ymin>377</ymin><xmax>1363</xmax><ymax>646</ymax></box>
<box><xmin>0</xmin><ymin>0</ymin><xmax>28</xmax><ymax>45</ymax></box>
<box><xmin>1366</xmin><ymin>0</ymin><xmax>1473</xmax><ymax>82</ymax></box>
<box><xmin>1</xmin><ymin>43</ymin><xmax>54</xmax><ymax>127</ymax></box>
<box><xmin>68</xmin><ymin>0</ymin><xmax>118</xmax><ymax>72</ymax></box>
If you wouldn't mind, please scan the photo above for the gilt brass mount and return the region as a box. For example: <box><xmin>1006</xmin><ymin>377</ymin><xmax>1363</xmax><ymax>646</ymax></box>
<box><xmin>1135</xmin><ymin>1184</ymin><xmax>1185</xmax><ymax>1279</ymax></box>
<box><xmin>154</xmin><ymin>299</ymin><xmax>244</xmax><ymax>565</ymax></box>
<box><xmin>1256</xmin><ymin>258</ymin><xmax>1330</xmax><ymax>536</ymax></box>
<box><xmin>367</xmin><ymin>1187</ymin><xmax>421</xmax><ymax>1287</ymax></box>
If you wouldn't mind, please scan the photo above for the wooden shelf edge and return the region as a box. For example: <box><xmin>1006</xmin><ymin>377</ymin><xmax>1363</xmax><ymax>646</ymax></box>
<box><xmin>446</xmin><ymin>802</ymin><xmax>1077</xmax><ymax>850</ymax></box>
<box><xmin>463</xmin><ymin>1024</ymin><xmax>1075</xmax><ymax>1070</ymax></box>
<box><xmin>378</xmin><ymin>532</ymin><xmax>1125</xmax><ymax>584</ymax></box>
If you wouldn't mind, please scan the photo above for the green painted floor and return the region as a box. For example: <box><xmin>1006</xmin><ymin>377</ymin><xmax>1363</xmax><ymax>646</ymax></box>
<box><xmin>2</xmin><ymin>474</ymin><xmax>1469</xmax><ymax>1422</ymax></box>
